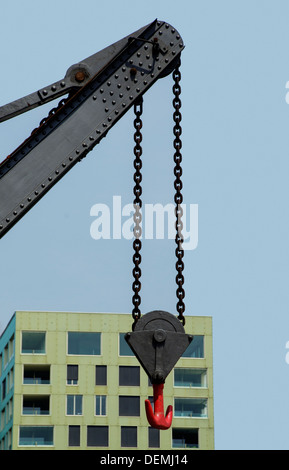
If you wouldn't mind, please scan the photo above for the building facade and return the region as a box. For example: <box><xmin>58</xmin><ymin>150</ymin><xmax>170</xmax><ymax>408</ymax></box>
<box><xmin>0</xmin><ymin>311</ymin><xmax>214</xmax><ymax>450</ymax></box>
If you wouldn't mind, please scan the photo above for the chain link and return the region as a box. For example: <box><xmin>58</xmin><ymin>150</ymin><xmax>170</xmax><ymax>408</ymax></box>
<box><xmin>173</xmin><ymin>63</ymin><xmax>186</xmax><ymax>326</ymax></box>
<box><xmin>132</xmin><ymin>97</ymin><xmax>143</xmax><ymax>329</ymax></box>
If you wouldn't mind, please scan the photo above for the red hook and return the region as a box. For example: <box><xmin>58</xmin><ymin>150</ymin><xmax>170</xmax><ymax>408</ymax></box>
<box><xmin>145</xmin><ymin>383</ymin><xmax>173</xmax><ymax>430</ymax></box>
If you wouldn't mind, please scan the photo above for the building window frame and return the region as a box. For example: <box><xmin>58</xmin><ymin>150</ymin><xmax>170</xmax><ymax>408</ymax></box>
<box><xmin>21</xmin><ymin>331</ymin><xmax>46</xmax><ymax>355</ymax></box>
<box><xmin>67</xmin><ymin>332</ymin><xmax>101</xmax><ymax>356</ymax></box>
<box><xmin>95</xmin><ymin>395</ymin><xmax>107</xmax><ymax>416</ymax></box>
<box><xmin>66</xmin><ymin>395</ymin><xmax>83</xmax><ymax>416</ymax></box>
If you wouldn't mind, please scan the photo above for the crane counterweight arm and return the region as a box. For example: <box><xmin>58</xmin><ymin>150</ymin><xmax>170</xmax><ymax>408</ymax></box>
<box><xmin>0</xmin><ymin>19</ymin><xmax>184</xmax><ymax>239</ymax></box>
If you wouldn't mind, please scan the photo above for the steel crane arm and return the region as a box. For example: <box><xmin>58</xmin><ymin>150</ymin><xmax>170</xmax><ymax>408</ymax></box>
<box><xmin>0</xmin><ymin>19</ymin><xmax>184</xmax><ymax>239</ymax></box>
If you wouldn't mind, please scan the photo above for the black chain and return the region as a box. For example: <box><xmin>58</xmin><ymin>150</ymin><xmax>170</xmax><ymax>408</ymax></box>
<box><xmin>173</xmin><ymin>63</ymin><xmax>186</xmax><ymax>326</ymax></box>
<box><xmin>131</xmin><ymin>63</ymin><xmax>185</xmax><ymax>328</ymax></box>
<box><xmin>132</xmin><ymin>97</ymin><xmax>143</xmax><ymax>329</ymax></box>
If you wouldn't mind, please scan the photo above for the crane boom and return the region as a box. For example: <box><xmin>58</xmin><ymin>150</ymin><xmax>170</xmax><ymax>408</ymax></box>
<box><xmin>0</xmin><ymin>19</ymin><xmax>184</xmax><ymax>239</ymax></box>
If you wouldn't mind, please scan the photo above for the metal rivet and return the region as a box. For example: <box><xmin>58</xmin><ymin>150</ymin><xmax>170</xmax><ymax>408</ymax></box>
<box><xmin>6</xmin><ymin>218</ymin><xmax>10</xmax><ymax>223</ymax></box>
<box><xmin>20</xmin><ymin>204</ymin><xmax>24</xmax><ymax>208</ymax></box>
<box><xmin>13</xmin><ymin>211</ymin><xmax>17</xmax><ymax>216</ymax></box>
<box><xmin>41</xmin><ymin>184</ymin><xmax>45</xmax><ymax>188</ymax></box>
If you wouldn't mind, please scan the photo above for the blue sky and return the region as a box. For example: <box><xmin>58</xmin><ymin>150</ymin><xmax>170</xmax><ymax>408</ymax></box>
<box><xmin>1</xmin><ymin>0</ymin><xmax>289</xmax><ymax>450</ymax></box>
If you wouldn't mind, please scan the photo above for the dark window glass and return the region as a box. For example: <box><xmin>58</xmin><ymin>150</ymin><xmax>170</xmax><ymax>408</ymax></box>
<box><xmin>22</xmin><ymin>332</ymin><xmax>45</xmax><ymax>354</ymax></box>
<box><xmin>119</xmin><ymin>366</ymin><xmax>140</xmax><ymax>386</ymax></box>
<box><xmin>119</xmin><ymin>334</ymin><xmax>134</xmax><ymax>356</ymax></box>
<box><xmin>19</xmin><ymin>426</ymin><xmax>53</xmax><ymax>446</ymax></box>
<box><xmin>148</xmin><ymin>427</ymin><xmax>160</xmax><ymax>448</ymax></box>
<box><xmin>182</xmin><ymin>335</ymin><xmax>204</xmax><ymax>358</ymax></box>
<box><xmin>119</xmin><ymin>396</ymin><xmax>140</xmax><ymax>416</ymax></box>
<box><xmin>2</xmin><ymin>378</ymin><xmax>6</xmax><ymax>400</ymax></box>
<box><xmin>68</xmin><ymin>332</ymin><xmax>100</xmax><ymax>355</ymax></box>
<box><xmin>87</xmin><ymin>426</ymin><xmax>108</xmax><ymax>447</ymax></box>
<box><xmin>23</xmin><ymin>365</ymin><xmax>50</xmax><ymax>385</ymax></box>
<box><xmin>172</xmin><ymin>428</ymin><xmax>199</xmax><ymax>449</ymax></box>
<box><xmin>121</xmin><ymin>426</ymin><xmax>137</xmax><ymax>447</ymax></box>
<box><xmin>69</xmin><ymin>426</ymin><xmax>80</xmax><ymax>447</ymax></box>
<box><xmin>95</xmin><ymin>365</ymin><xmax>107</xmax><ymax>385</ymax></box>
<box><xmin>67</xmin><ymin>365</ymin><xmax>78</xmax><ymax>384</ymax></box>
<box><xmin>22</xmin><ymin>395</ymin><xmax>50</xmax><ymax>415</ymax></box>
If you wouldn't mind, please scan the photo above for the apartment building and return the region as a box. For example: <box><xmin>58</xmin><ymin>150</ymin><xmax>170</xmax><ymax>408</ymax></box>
<box><xmin>0</xmin><ymin>311</ymin><xmax>214</xmax><ymax>450</ymax></box>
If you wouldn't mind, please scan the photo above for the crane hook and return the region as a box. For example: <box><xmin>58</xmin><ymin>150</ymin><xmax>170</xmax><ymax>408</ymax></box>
<box><xmin>145</xmin><ymin>383</ymin><xmax>173</xmax><ymax>430</ymax></box>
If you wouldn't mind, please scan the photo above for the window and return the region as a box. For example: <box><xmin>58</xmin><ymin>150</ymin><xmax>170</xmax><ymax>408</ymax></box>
<box><xmin>95</xmin><ymin>395</ymin><xmax>106</xmax><ymax>416</ymax></box>
<box><xmin>22</xmin><ymin>332</ymin><xmax>46</xmax><ymax>354</ymax></box>
<box><xmin>174</xmin><ymin>398</ymin><xmax>208</xmax><ymax>418</ymax></box>
<box><xmin>67</xmin><ymin>395</ymin><xmax>83</xmax><ymax>415</ymax></box>
<box><xmin>69</xmin><ymin>426</ymin><xmax>80</xmax><ymax>447</ymax></box>
<box><xmin>119</xmin><ymin>366</ymin><xmax>140</xmax><ymax>386</ymax></box>
<box><xmin>2</xmin><ymin>378</ymin><xmax>6</xmax><ymax>400</ymax></box>
<box><xmin>148</xmin><ymin>427</ymin><xmax>160</xmax><ymax>448</ymax></box>
<box><xmin>119</xmin><ymin>334</ymin><xmax>134</xmax><ymax>356</ymax></box>
<box><xmin>182</xmin><ymin>335</ymin><xmax>204</xmax><ymax>358</ymax></box>
<box><xmin>87</xmin><ymin>426</ymin><xmax>108</xmax><ymax>447</ymax></box>
<box><xmin>67</xmin><ymin>365</ymin><xmax>78</xmax><ymax>385</ymax></box>
<box><xmin>68</xmin><ymin>332</ymin><xmax>101</xmax><ymax>355</ymax></box>
<box><xmin>19</xmin><ymin>426</ymin><xmax>53</xmax><ymax>446</ymax></box>
<box><xmin>172</xmin><ymin>428</ymin><xmax>199</xmax><ymax>449</ymax></box>
<box><xmin>23</xmin><ymin>365</ymin><xmax>50</xmax><ymax>385</ymax></box>
<box><xmin>174</xmin><ymin>368</ymin><xmax>207</xmax><ymax>388</ymax></box>
<box><xmin>95</xmin><ymin>365</ymin><xmax>107</xmax><ymax>385</ymax></box>
<box><xmin>121</xmin><ymin>426</ymin><xmax>137</xmax><ymax>447</ymax></box>
<box><xmin>119</xmin><ymin>396</ymin><xmax>140</xmax><ymax>416</ymax></box>
<box><xmin>22</xmin><ymin>395</ymin><xmax>50</xmax><ymax>415</ymax></box>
